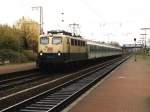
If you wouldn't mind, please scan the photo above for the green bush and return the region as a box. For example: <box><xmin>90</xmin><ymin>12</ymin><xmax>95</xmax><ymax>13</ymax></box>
<box><xmin>0</xmin><ymin>25</ymin><xmax>24</xmax><ymax>51</ymax></box>
<box><xmin>23</xmin><ymin>50</ymin><xmax>37</xmax><ymax>61</ymax></box>
<box><xmin>0</xmin><ymin>49</ymin><xmax>28</xmax><ymax>63</ymax></box>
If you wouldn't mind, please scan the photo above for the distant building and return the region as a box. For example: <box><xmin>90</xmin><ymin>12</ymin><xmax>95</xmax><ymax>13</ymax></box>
<box><xmin>122</xmin><ymin>44</ymin><xmax>143</xmax><ymax>54</ymax></box>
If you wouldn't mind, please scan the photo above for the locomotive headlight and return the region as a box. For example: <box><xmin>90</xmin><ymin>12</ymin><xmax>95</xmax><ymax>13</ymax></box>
<box><xmin>58</xmin><ymin>51</ymin><xmax>61</xmax><ymax>56</ymax></box>
<box><xmin>40</xmin><ymin>52</ymin><xmax>43</xmax><ymax>56</ymax></box>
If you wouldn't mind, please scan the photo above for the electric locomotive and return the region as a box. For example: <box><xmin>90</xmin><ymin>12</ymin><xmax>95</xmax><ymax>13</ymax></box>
<box><xmin>37</xmin><ymin>30</ymin><xmax>87</xmax><ymax>68</ymax></box>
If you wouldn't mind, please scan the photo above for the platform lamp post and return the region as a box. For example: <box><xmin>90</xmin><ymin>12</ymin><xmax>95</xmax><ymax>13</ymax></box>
<box><xmin>32</xmin><ymin>6</ymin><xmax>43</xmax><ymax>35</ymax></box>
<box><xmin>134</xmin><ymin>38</ymin><xmax>136</xmax><ymax>61</ymax></box>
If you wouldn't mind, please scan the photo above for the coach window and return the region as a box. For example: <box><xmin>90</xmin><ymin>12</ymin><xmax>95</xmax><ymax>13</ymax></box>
<box><xmin>90</xmin><ymin>46</ymin><xmax>92</xmax><ymax>51</ymax></box>
<box><xmin>79</xmin><ymin>40</ymin><xmax>81</xmax><ymax>46</ymax></box>
<box><xmin>52</xmin><ymin>37</ymin><xmax>62</xmax><ymax>44</ymax></box>
<box><xmin>76</xmin><ymin>40</ymin><xmax>79</xmax><ymax>46</ymax></box>
<box><xmin>78</xmin><ymin>40</ymin><xmax>81</xmax><ymax>46</ymax></box>
<box><xmin>82</xmin><ymin>41</ymin><xmax>84</xmax><ymax>46</ymax></box>
<box><xmin>80</xmin><ymin>41</ymin><xmax>82</xmax><ymax>46</ymax></box>
<box><xmin>83</xmin><ymin>42</ymin><xmax>85</xmax><ymax>46</ymax></box>
<box><xmin>77</xmin><ymin>40</ymin><xmax>80</xmax><ymax>46</ymax></box>
<box><xmin>101</xmin><ymin>47</ymin><xmax>104</xmax><ymax>52</ymax></box>
<box><xmin>74</xmin><ymin>40</ymin><xmax>77</xmax><ymax>46</ymax></box>
<box><xmin>40</xmin><ymin>36</ymin><xmax>49</xmax><ymax>44</ymax></box>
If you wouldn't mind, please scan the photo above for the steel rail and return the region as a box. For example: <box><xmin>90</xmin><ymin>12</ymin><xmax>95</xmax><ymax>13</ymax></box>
<box><xmin>0</xmin><ymin>69</ymin><xmax>38</xmax><ymax>80</ymax></box>
<box><xmin>0</xmin><ymin>72</ymin><xmax>46</xmax><ymax>90</ymax></box>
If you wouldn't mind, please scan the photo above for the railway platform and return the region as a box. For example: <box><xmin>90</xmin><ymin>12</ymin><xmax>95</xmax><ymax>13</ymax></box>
<box><xmin>0</xmin><ymin>62</ymin><xmax>36</xmax><ymax>75</ymax></box>
<box><xmin>66</xmin><ymin>55</ymin><xmax>150</xmax><ymax>112</ymax></box>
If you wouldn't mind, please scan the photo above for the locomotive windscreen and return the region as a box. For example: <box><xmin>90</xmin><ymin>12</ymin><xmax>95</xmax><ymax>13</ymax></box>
<box><xmin>52</xmin><ymin>37</ymin><xmax>62</xmax><ymax>44</ymax></box>
<box><xmin>40</xmin><ymin>36</ymin><xmax>49</xmax><ymax>44</ymax></box>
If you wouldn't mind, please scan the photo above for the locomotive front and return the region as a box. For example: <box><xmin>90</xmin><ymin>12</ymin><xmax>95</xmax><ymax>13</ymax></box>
<box><xmin>37</xmin><ymin>33</ymin><xmax>70</xmax><ymax>68</ymax></box>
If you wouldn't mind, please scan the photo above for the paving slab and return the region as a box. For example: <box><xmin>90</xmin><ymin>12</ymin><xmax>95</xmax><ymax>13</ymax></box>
<box><xmin>67</xmin><ymin>56</ymin><xmax>150</xmax><ymax>112</ymax></box>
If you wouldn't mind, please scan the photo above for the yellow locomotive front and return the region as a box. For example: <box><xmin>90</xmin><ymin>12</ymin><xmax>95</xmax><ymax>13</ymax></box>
<box><xmin>37</xmin><ymin>31</ymin><xmax>71</xmax><ymax>67</ymax></box>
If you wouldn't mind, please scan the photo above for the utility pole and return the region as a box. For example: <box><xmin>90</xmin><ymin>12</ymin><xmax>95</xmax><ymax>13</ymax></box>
<box><xmin>61</xmin><ymin>12</ymin><xmax>64</xmax><ymax>30</ymax></box>
<box><xmin>140</xmin><ymin>33</ymin><xmax>147</xmax><ymax>54</ymax></box>
<box><xmin>140</xmin><ymin>33</ymin><xmax>147</xmax><ymax>46</ymax></box>
<box><xmin>141</xmin><ymin>28</ymin><xmax>150</xmax><ymax>52</ymax></box>
<box><xmin>32</xmin><ymin>6</ymin><xmax>43</xmax><ymax>35</ymax></box>
<box><xmin>61</xmin><ymin>12</ymin><xmax>64</xmax><ymax>23</ymax></box>
<box><xmin>139</xmin><ymin>37</ymin><xmax>145</xmax><ymax>46</ymax></box>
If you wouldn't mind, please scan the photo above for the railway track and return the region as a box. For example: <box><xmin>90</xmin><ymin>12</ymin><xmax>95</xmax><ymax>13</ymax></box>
<box><xmin>0</xmin><ymin>69</ymin><xmax>38</xmax><ymax>80</ymax></box>
<box><xmin>0</xmin><ymin>56</ymin><xmax>129</xmax><ymax>112</ymax></box>
<box><xmin>0</xmin><ymin>71</ymin><xmax>47</xmax><ymax>90</ymax></box>
<box><xmin>0</xmin><ymin>56</ymin><xmax>119</xmax><ymax>92</ymax></box>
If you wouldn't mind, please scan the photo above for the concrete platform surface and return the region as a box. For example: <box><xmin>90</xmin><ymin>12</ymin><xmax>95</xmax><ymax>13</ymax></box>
<box><xmin>0</xmin><ymin>62</ymin><xmax>36</xmax><ymax>75</ymax></box>
<box><xmin>67</xmin><ymin>56</ymin><xmax>150</xmax><ymax>112</ymax></box>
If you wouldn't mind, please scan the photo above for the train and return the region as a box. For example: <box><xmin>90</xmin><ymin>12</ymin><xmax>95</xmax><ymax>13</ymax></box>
<box><xmin>36</xmin><ymin>30</ymin><xmax>122</xmax><ymax>68</ymax></box>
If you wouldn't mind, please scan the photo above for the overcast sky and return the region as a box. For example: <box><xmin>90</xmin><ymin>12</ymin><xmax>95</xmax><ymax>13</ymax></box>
<box><xmin>0</xmin><ymin>0</ymin><xmax>150</xmax><ymax>45</ymax></box>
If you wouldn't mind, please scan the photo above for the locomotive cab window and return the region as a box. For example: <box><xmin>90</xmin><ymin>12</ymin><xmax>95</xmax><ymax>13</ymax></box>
<box><xmin>40</xmin><ymin>36</ymin><xmax>49</xmax><ymax>44</ymax></box>
<box><xmin>71</xmin><ymin>39</ymin><xmax>75</xmax><ymax>45</ymax></box>
<box><xmin>52</xmin><ymin>37</ymin><xmax>62</xmax><ymax>44</ymax></box>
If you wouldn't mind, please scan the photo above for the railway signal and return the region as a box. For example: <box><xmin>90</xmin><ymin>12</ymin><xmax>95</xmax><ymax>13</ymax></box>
<box><xmin>134</xmin><ymin>38</ymin><xmax>136</xmax><ymax>61</ymax></box>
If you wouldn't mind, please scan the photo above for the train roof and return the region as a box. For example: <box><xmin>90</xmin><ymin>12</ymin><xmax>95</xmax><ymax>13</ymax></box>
<box><xmin>40</xmin><ymin>30</ymin><xmax>121</xmax><ymax>49</ymax></box>
<box><xmin>86</xmin><ymin>40</ymin><xmax>121</xmax><ymax>49</ymax></box>
<box><xmin>40</xmin><ymin>30</ymin><xmax>84</xmax><ymax>40</ymax></box>
<box><xmin>47</xmin><ymin>30</ymin><xmax>72</xmax><ymax>36</ymax></box>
